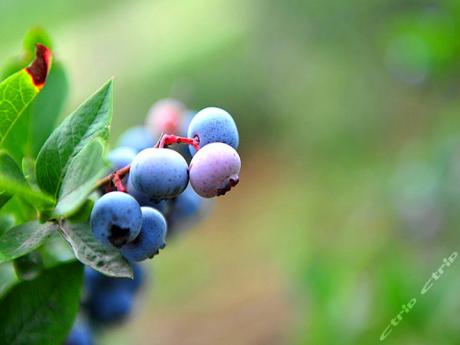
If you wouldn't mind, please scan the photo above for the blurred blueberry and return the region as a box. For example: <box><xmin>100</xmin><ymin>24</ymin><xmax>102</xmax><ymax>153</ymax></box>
<box><xmin>108</xmin><ymin>147</ymin><xmax>137</xmax><ymax>171</ymax></box>
<box><xmin>65</xmin><ymin>319</ymin><xmax>93</xmax><ymax>345</ymax></box>
<box><xmin>87</xmin><ymin>288</ymin><xmax>133</xmax><ymax>325</ymax></box>
<box><xmin>167</xmin><ymin>185</ymin><xmax>207</xmax><ymax>235</ymax></box>
<box><xmin>117</xmin><ymin>126</ymin><xmax>155</xmax><ymax>152</ymax></box>
<box><xmin>84</xmin><ymin>263</ymin><xmax>144</xmax><ymax>296</ymax></box>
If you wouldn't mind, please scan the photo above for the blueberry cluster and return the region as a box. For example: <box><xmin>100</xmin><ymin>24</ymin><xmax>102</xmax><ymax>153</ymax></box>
<box><xmin>90</xmin><ymin>100</ymin><xmax>241</xmax><ymax>261</ymax></box>
<box><xmin>66</xmin><ymin>264</ymin><xmax>144</xmax><ymax>345</ymax></box>
<box><xmin>84</xmin><ymin>264</ymin><xmax>144</xmax><ymax>325</ymax></box>
<box><xmin>66</xmin><ymin>100</ymin><xmax>241</xmax><ymax>345</ymax></box>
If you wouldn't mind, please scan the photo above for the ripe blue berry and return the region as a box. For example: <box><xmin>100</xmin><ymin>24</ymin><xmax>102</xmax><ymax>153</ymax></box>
<box><xmin>117</xmin><ymin>262</ymin><xmax>145</xmax><ymax>292</ymax></box>
<box><xmin>83</xmin><ymin>265</ymin><xmax>144</xmax><ymax>326</ymax></box>
<box><xmin>117</xmin><ymin>126</ymin><xmax>155</xmax><ymax>152</ymax></box>
<box><xmin>108</xmin><ymin>147</ymin><xmax>136</xmax><ymax>171</ymax></box>
<box><xmin>121</xmin><ymin>207</ymin><xmax>167</xmax><ymax>261</ymax></box>
<box><xmin>84</xmin><ymin>263</ymin><xmax>144</xmax><ymax>296</ymax></box>
<box><xmin>87</xmin><ymin>288</ymin><xmax>133</xmax><ymax>325</ymax></box>
<box><xmin>128</xmin><ymin>148</ymin><xmax>189</xmax><ymax>200</ymax></box>
<box><xmin>187</xmin><ymin>107</ymin><xmax>239</xmax><ymax>155</ymax></box>
<box><xmin>189</xmin><ymin>143</ymin><xmax>241</xmax><ymax>198</ymax></box>
<box><xmin>65</xmin><ymin>319</ymin><xmax>93</xmax><ymax>345</ymax></box>
<box><xmin>90</xmin><ymin>192</ymin><xmax>142</xmax><ymax>248</ymax></box>
<box><xmin>146</xmin><ymin>98</ymin><xmax>185</xmax><ymax>135</ymax></box>
<box><xmin>168</xmin><ymin>185</ymin><xmax>206</xmax><ymax>234</ymax></box>
<box><xmin>83</xmin><ymin>266</ymin><xmax>101</xmax><ymax>294</ymax></box>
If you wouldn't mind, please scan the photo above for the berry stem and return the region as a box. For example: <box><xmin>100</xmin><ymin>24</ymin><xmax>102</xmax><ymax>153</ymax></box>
<box><xmin>95</xmin><ymin>165</ymin><xmax>130</xmax><ymax>191</ymax></box>
<box><xmin>157</xmin><ymin>134</ymin><xmax>200</xmax><ymax>151</ymax></box>
<box><xmin>113</xmin><ymin>173</ymin><xmax>126</xmax><ymax>192</ymax></box>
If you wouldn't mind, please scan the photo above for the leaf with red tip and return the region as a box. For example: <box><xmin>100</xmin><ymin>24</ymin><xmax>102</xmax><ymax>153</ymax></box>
<box><xmin>25</xmin><ymin>44</ymin><xmax>52</xmax><ymax>90</ymax></box>
<box><xmin>0</xmin><ymin>44</ymin><xmax>52</xmax><ymax>147</ymax></box>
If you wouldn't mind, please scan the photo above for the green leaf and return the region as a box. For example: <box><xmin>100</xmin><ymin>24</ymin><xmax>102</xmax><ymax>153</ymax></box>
<box><xmin>22</xmin><ymin>157</ymin><xmax>38</xmax><ymax>188</ymax></box>
<box><xmin>0</xmin><ymin>31</ymin><xmax>59</xmax><ymax>163</ymax></box>
<box><xmin>3</xmin><ymin>63</ymin><xmax>69</xmax><ymax>163</ymax></box>
<box><xmin>2</xmin><ymin>103</ymin><xmax>31</xmax><ymax>163</ymax></box>
<box><xmin>0</xmin><ymin>150</ymin><xmax>53</xmax><ymax>212</ymax></box>
<box><xmin>0</xmin><ymin>45</ymin><xmax>51</xmax><ymax>150</ymax></box>
<box><xmin>0</xmin><ymin>221</ymin><xmax>57</xmax><ymax>263</ymax></box>
<box><xmin>30</xmin><ymin>62</ymin><xmax>69</xmax><ymax>157</ymax></box>
<box><xmin>0</xmin><ymin>261</ymin><xmax>83</xmax><ymax>345</ymax></box>
<box><xmin>0</xmin><ymin>262</ymin><xmax>17</xmax><ymax>298</ymax></box>
<box><xmin>22</xmin><ymin>28</ymin><xmax>53</xmax><ymax>57</ymax></box>
<box><xmin>67</xmin><ymin>198</ymin><xmax>95</xmax><ymax>224</ymax></box>
<box><xmin>36</xmin><ymin>80</ymin><xmax>113</xmax><ymax>198</ymax></box>
<box><xmin>0</xmin><ymin>28</ymin><xmax>53</xmax><ymax>82</ymax></box>
<box><xmin>13</xmin><ymin>252</ymin><xmax>44</xmax><ymax>281</ymax></box>
<box><xmin>0</xmin><ymin>155</ymin><xmax>46</xmax><ymax>219</ymax></box>
<box><xmin>0</xmin><ymin>59</ymin><xmax>26</xmax><ymax>82</ymax></box>
<box><xmin>39</xmin><ymin>233</ymin><xmax>75</xmax><ymax>268</ymax></box>
<box><xmin>0</xmin><ymin>215</ymin><xmax>14</xmax><ymax>236</ymax></box>
<box><xmin>54</xmin><ymin>139</ymin><xmax>107</xmax><ymax>217</ymax></box>
<box><xmin>0</xmin><ymin>197</ymin><xmax>37</xmax><ymax>225</ymax></box>
<box><xmin>58</xmin><ymin>221</ymin><xmax>133</xmax><ymax>278</ymax></box>
<box><xmin>0</xmin><ymin>173</ymin><xmax>54</xmax><ymax>208</ymax></box>
<box><xmin>0</xmin><ymin>151</ymin><xmax>24</xmax><ymax>208</ymax></box>
<box><xmin>0</xmin><ymin>28</ymin><xmax>53</xmax><ymax>81</ymax></box>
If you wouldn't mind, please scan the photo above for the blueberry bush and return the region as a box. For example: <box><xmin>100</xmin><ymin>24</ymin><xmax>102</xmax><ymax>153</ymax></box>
<box><xmin>0</xmin><ymin>30</ymin><xmax>241</xmax><ymax>345</ymax></box>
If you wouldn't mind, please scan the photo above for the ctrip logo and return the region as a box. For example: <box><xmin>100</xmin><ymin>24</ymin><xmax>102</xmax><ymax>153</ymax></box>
<box><xmin>379</xmin><ymin>251</ymin><xmax>458</xmax><ymax>341</ymax></box>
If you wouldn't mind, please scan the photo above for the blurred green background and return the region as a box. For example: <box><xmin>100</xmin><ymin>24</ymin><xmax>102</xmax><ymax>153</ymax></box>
<box><xmin>3</xmin><ymin>0</ymin><xmax>460</xmax><ymax>344</ymax></box>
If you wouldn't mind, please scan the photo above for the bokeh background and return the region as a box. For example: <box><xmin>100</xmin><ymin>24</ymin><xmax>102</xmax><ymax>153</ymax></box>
<box><xmin>2</xmin><ymin>0</ymin><xmax>460</xmax><ymax>344</ymax></box>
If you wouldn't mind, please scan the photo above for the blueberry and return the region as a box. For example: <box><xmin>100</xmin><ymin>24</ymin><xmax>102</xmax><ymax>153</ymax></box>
<box><xmin>65</xmin><ymin>319</ymin><xmax>93</xmax><ymax>345</ymax></box>
<box><xmin>127</xmin><ymin>177</ymin><xmax>170</xmax><ymax>213</ymax></box>
<box><xmin>83</xmin><ymin>264</ymin><xmax>144</xmax><ymax>326</ymax></box>
<box><xmin>87</xmin><ymin>288</ymin><xmax>133</xmax><ymax>325</ymax></box>
<box><xmin>145</xmin><ymin>98</ymin><xmax>185</xmax><ymax>136</ymax></box>
<box><xmin>168</xmin><ymin>185</ymin><xmax>206</xmax><ymax>232</ymax></box>
<box><xmin>90</xmin><ymin>192</ymin><xmax>142</xmax><ymax>248</ymax></box>
<box><xmin>187</xmin><ymin>107</ymin><xmax>239</xmax><ymax>155</ymax></box>
<box><xmin>121</xmin><ymin>207</ymin><xmax>167</xmax><ymax>261</ymax></box>
<box><xmin>189</xmin><ymin>143</ymin><xmax>241</xmax><ymax>198</ymax></box>
<box><xmin>117</xmin><ymin>262</ymin><xmax>145</xmax><ymax>292</ymax></box>
<box><xmin>117</xmin><ymin>126</ymin><xmax>155</xmax><ymax>152</ymax></box>
<box><xmin>108</xmin><ymin>146</ymin><xmax>136</xmax><ymax>171</ymax></box>
<box><xmin>83</xmin><ymin>266</ymin><xmax>102</xmax><ymax>295</ymax></box>
<box><xmin>128</xmin><ymin>148</ymin><xmax>189</xmax><ymax>200</ymax></box>
<box><xmin>84</xmin><ymin>263</ymin><xmax>144</xmax><ymax>296</ymax></box>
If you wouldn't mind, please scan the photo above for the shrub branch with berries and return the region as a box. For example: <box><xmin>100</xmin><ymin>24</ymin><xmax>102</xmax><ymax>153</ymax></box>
<box><xmin>0</xmin><ymin>30</ymin><xmax>241</xmax><ymax>345</ymax></box>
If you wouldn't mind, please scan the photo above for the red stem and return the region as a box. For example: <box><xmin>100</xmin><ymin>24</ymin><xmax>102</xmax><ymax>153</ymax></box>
<box><xmin>113</xmin><ymin>173</ymin><xmax>126</xmax><ymax>192</ymax></box>
<box><xmin>158</xmin><ymin>134</ymin><xmax>200</xmax><ymax>151</ymax></box>
<box><xmin>95</xmin><ymin>165</ymin><xmax>130</xmax><ymax>191</ymax></box>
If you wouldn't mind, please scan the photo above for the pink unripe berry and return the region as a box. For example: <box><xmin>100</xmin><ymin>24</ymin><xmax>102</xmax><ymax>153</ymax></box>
<box><xmin>146</xmin><ymin>98</ymin><xmax>185</xmax><ymax>135</ymax></box>
<box><xmin>189</xmin><ymin>143</ymin><xmax>241</xmax><ymax>198</ymax></box>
